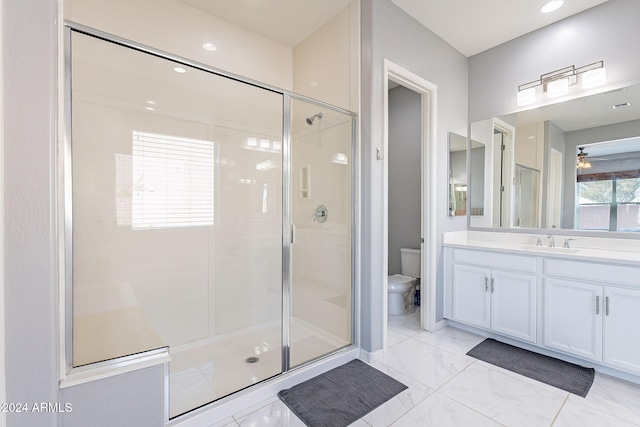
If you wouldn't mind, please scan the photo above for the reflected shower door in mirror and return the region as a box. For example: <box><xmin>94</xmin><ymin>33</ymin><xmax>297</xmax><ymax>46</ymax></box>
<box><xmin>469</xmin><ymin>83</ymin><xmax>640</xmax><ymax>232</ymax></box>
<box><xmin>289</xmin><ymin>98</ymin><xmax>353</xmax><ymax>368</ymax></box>
<box><xmin>514</xmin><ymin>164</ymin><xmax>541</xmax><ymax>228</ymax></box>
<box><xmin>448</xmin><ymin>132</ymin><xmax>467</xmax><ymax>216</ymax></box>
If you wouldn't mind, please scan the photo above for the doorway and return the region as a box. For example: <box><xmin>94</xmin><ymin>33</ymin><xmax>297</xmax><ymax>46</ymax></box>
<box><xmin>382</xmin><ymin>60</ymin><xmax>437</xmax><ymax>349</ymax></box>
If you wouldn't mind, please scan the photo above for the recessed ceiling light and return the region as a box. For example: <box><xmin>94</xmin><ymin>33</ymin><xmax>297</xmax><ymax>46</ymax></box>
<box><xmin>145</xmin><ymin>107</ymin><xmax>155</xmax><ymax>111</ymax></box>
<box><xmin>147</xmin><ymin>100</ymin><xmax>156</xmax><ymax>105</ymax></box>
<box><xmin>202</xmin><ymin>43</ymin><xmax>217</xmax><ymax>51</ymax></box>
<box><xmin>310</xmin><ymin>81</ymin><xmax>320</xmax><ymax>88</ymax></box>
<box><xmin>541</xmin><ymin>0</ymin><xmax>564</xmax><ymax>13</ymax></box>
<box><xmin>174</xmin><ymin>67</ymin><xmax>186</xmax><ymax>73</ymax></box>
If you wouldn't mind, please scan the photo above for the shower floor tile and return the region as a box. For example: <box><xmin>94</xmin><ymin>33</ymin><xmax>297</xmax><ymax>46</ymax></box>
<box><xmin>169</xmin><ymin>317</ymin><xmax>345</xmax><ymax>418</ymax></box>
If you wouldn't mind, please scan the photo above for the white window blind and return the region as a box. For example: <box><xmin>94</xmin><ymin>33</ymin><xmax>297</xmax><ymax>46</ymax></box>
<box><xmin>132</xmin><ymin>131</ymin><xmax>216</xmax><ymax>230</ymax></box>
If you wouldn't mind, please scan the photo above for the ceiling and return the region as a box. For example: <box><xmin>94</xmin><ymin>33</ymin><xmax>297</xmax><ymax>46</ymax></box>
<box><xmin>179</xmin><ymin>0</ymin><xmax>608</xmax><ymax>56</ymax></box>
<box><xmin>390</xmin><ymin>0</ymin><xmax>609</xmax><ymax>57</ymax></box>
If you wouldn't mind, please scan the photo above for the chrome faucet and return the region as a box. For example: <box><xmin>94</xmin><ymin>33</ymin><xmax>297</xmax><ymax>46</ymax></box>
<box><xmin>546</xmin><ymin>234</ymin><xmax>555</xmax><ymax>248</ymax></box>
<box><xmin>563</xmin><ymin>238</ymin><xmax>576</xmax><ymax>248</ymax></box>
<box><xmin>531</xmin><ymin>235</ymin><xmax>543</xmax><ymax>246</ymax></box>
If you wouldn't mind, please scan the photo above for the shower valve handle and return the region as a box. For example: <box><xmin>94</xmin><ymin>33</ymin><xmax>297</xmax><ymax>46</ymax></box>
<box><xmin>313</xmin><ymin>205</ymin><xmax>328</xmax><ymax>223</ymax></box>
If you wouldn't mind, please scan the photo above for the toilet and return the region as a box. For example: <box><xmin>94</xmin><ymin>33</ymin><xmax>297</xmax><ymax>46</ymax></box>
<box><xmin>387</xmin><ymin>248</ymin><xmax>421</xmax><ymax>315</ymax></box>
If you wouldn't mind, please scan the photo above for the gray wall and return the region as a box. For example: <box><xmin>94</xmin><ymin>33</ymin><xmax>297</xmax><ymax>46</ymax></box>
<box><xmin>388</xmin><ymin>86</ymin><xmax>422</xmax><ymax>275</ymax></box>
<box><xmin>541</xmin><ymin>121</ymin><xmax>566</xmax><ymax>228</ymax></box>
<box><xmin>469</xmin><ymin>0</ymin><xmax>640</xmax><ymax>122</ymax></box>
<box><xmin>59</xmin><ymin>366</ymin><xmax>165</xmax><ymax>427</ymax></box>
<box><xmin>2</xmin><ymin>1</ymin><xmax>165</xmax><ymax>426</ymax></box>
<box><xmin>361</xmin><ymin>0</ymin><xmax>468</xmax><ymax>352</ymax></box>
<box><xmin>3</xmin><ymin>1</ymin><xmax>58</xmax><ymax>425</ymax></box>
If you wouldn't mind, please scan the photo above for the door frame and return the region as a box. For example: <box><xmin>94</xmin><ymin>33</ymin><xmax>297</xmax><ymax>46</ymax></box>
<box><xmin>382</xmin><ymin>59</ymin><xmax>437</xmax><ymax>345</ymax></box>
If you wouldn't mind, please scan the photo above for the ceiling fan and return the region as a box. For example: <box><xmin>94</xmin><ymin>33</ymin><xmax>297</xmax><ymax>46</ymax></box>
<box><xmin>577</xmin><ymin>147</ymin><xmax>591</xmax><ymax>169</ymax></box>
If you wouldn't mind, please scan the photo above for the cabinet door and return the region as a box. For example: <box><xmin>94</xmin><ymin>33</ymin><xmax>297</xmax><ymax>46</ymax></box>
<box><xmin>452</xmin><ymin>264</ymin><xmax>491</xmax><ymax>329</ymax></box>
<box><xmin>491</xmin><ymin>270</ymin><xmax>537</xmax><ymax>343</ymax></box>
<box><xmin>603</xmin><ymin>287</ymin><xmax>640</xmax><ymax>375</ymax></box>
<box><xmin>543</xmin><ymin>279</ymin><xmax>602</xmax><ymax>362</ymax></box>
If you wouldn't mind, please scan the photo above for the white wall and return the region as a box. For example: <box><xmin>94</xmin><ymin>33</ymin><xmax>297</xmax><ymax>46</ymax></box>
<box><xmin>293</xmin><ymin>4</ymin><xmax>358</xmax><ymax>112</ymax></box>
<box><xmin>65</xmin><ymin>0</ymin><xmax>294</xmax><ymax>90</ymax></box>
<box><xmin>388</xmin><ymin>86</ymin><xmax>421</xmax><ymax>275</ymax></box>
<box><xmin>360</xmin><ymin>0</ymin><xmax>468</xmax><ymax>351</ymax></box>
<box><xmin>469</xmin><ymin>0</ymin><xmax>640</xmax><ymax>121</ymax></box>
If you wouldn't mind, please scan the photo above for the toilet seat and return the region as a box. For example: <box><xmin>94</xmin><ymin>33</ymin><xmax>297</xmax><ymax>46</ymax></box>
<box><xmin>388</xmin><ymin>274</ymin><xmax>415</xmax><ymax>291</ymax></box>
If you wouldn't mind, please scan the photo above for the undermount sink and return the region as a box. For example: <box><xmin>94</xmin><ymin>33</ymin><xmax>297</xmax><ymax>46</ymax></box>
<box><xmin>521</xmin><ymin>246</ymin><xmax>580</xmax><ymax>254</ymax></box>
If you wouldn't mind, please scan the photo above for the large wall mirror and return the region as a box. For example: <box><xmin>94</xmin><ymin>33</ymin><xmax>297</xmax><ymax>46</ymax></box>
<box><xmin>469</xmin><ymin>83</ymin><xmax>640</xmax><ymax>233</ymax></box>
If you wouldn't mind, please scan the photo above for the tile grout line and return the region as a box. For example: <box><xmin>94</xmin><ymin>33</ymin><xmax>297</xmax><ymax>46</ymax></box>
<box><xmin>549</xmin><ymin>394</ymin><xmax>570</xmax><ymax>427</ymax></box>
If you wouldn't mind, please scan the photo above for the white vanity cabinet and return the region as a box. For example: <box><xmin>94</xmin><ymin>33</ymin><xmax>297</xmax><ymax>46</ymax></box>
<box><xmin>447</xmin><ymin>249</ymin><xmax>537</xmax><ymax>343</ymax></box>
<box><xmin>543</xmin><ymin>259</ymin><xmax>640</xmax><ymax>375</ymax></box>
<box><xmin>543</xmin><ymin>279</ymin><xmax>603</xmax><ymax>362</ymax></box>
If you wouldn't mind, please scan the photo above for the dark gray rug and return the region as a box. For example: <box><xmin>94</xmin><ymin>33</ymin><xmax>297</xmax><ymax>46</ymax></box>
<box><xmin>467</xmin><ymin>338</ymin><xmax>595</xmax><ymax>397</ymax></box>
<box><xmin>278</xmin><ymin>359</ymin><xmax>407</xmax><ymax>426</ymax></box>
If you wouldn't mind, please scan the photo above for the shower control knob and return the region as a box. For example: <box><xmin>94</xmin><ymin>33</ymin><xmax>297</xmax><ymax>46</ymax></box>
<box><xmin>313</xmin><ymin>205</ymin><xmax>328</xmax><ymax>223</ymax></box>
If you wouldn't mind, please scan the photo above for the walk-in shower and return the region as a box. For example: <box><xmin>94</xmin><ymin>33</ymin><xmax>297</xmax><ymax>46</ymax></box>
<box><xmin>63</xmin><ymin>25</ymin><xmax>356</xmax><ymax>419</ymax></box>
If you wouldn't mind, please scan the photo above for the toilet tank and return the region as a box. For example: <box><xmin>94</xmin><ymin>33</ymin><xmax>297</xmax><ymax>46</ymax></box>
<box><xmin>400</xmin><ymin>248</ymin><xmax>421</xmax><ymax>278</ymax></box>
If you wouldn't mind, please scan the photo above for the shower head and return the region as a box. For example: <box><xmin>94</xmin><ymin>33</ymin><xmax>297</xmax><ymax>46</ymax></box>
<box><xmin>306</xmin><ymin>112</ymin><xmax>323</xmax><ymax>125</ymax></box>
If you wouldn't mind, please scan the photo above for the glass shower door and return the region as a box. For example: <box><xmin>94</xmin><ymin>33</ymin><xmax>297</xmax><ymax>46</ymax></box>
<box><xmin>288</xmin><ymin>97</ymin><xmax>354</xmax><ymax>367</ymax></box>
<box><xmin>68</xmin><ymin>31</ymin><xmax>284</xmax><ymax>419</ymax></box>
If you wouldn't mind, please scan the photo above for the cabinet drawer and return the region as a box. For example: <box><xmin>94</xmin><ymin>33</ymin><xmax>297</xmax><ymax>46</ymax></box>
<box><xmin>453</xmin><ymin>249</ymin><xmax>536</xmax><ymax>273</ymax></box>
<box><xmin>544</xmin><ymin>259</ymin><xmax>640</xmax><ymax>287</ymax></box>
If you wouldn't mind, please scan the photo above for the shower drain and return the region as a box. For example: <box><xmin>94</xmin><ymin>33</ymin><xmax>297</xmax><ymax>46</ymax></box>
<box><xmin>245</xmin><ymin>356</ymin><xmax>260</xmax><ymax>364</ymax></box>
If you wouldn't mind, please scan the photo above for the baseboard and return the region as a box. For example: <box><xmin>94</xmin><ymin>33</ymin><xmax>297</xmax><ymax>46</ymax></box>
<box><xmin>434</xmin><ymin>319</ymin><xmax>449</xmax><ymax>331</ymax></box>
<box><xmin>359</xmin><ymin>347</ymin><xmax>385</xmax><ymax>363</ymax></box>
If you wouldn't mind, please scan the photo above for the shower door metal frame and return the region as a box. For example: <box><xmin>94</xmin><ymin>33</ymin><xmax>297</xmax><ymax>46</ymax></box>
<box><xmin>59</xmin><ymin>21</ymin><xmax>359</xmax><ymax>419</ymax></box>
<box><xmin>283</xmin><ymin>94</ymin><xmax>359</xmax><ymax>373</ymax></box>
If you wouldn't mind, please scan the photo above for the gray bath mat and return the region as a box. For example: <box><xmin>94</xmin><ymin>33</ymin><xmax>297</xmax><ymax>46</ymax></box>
<box><xmin>278</xmin><ymin>359</ymin><xmax>407</xmax><ymax>426</ymax></box>
<box><xmin>467</xmin><ymin>338</ymin><xmax>595</xmax><ymax>397</ymax></box>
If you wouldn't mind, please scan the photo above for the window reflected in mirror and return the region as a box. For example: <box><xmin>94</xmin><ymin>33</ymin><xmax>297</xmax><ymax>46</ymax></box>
<box><xmin>576</xmin><ymin>138</ymin><xmax>640</xmax><ymax>231</ymax></box>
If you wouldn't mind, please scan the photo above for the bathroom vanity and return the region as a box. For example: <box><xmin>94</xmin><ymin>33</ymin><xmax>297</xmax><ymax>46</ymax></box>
<box><xmin>444</xmin><ymin>231</ymin><xmax>640</xmax><ymax>382</ymax></box>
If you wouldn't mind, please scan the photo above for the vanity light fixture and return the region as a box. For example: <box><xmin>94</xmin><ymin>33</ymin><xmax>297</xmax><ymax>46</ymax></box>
<box><xmin>582</xmin><ymin>67</ymin><xmax>607</xmax><ymax>89</ymax></box>
<box><xmin>517</xmin><ymin>61</ymin><xmax>606</xmax><ymax>106</ymax></box>
<box><xmin>517</xmin><ymin>87</ymin><xmax>537</xmax><ymax>106</ymax></box>
<box><xmin>547</xmin><ymin>78</ymin><xmax>569</xmax><ymax>98</ymax></box>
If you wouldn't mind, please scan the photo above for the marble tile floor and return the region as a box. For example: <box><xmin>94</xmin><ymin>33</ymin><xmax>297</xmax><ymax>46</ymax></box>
<box><xmin>213</xmin><ymin>309</ymin><xmax>640</xmax><ymax>427</ymax></box>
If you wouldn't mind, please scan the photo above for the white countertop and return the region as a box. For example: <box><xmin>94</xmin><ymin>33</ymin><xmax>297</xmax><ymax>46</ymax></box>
<box><xmin>443</xmin><ymin>231</ymin><xmax>640</xmax><ymax>266</ymax></box>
